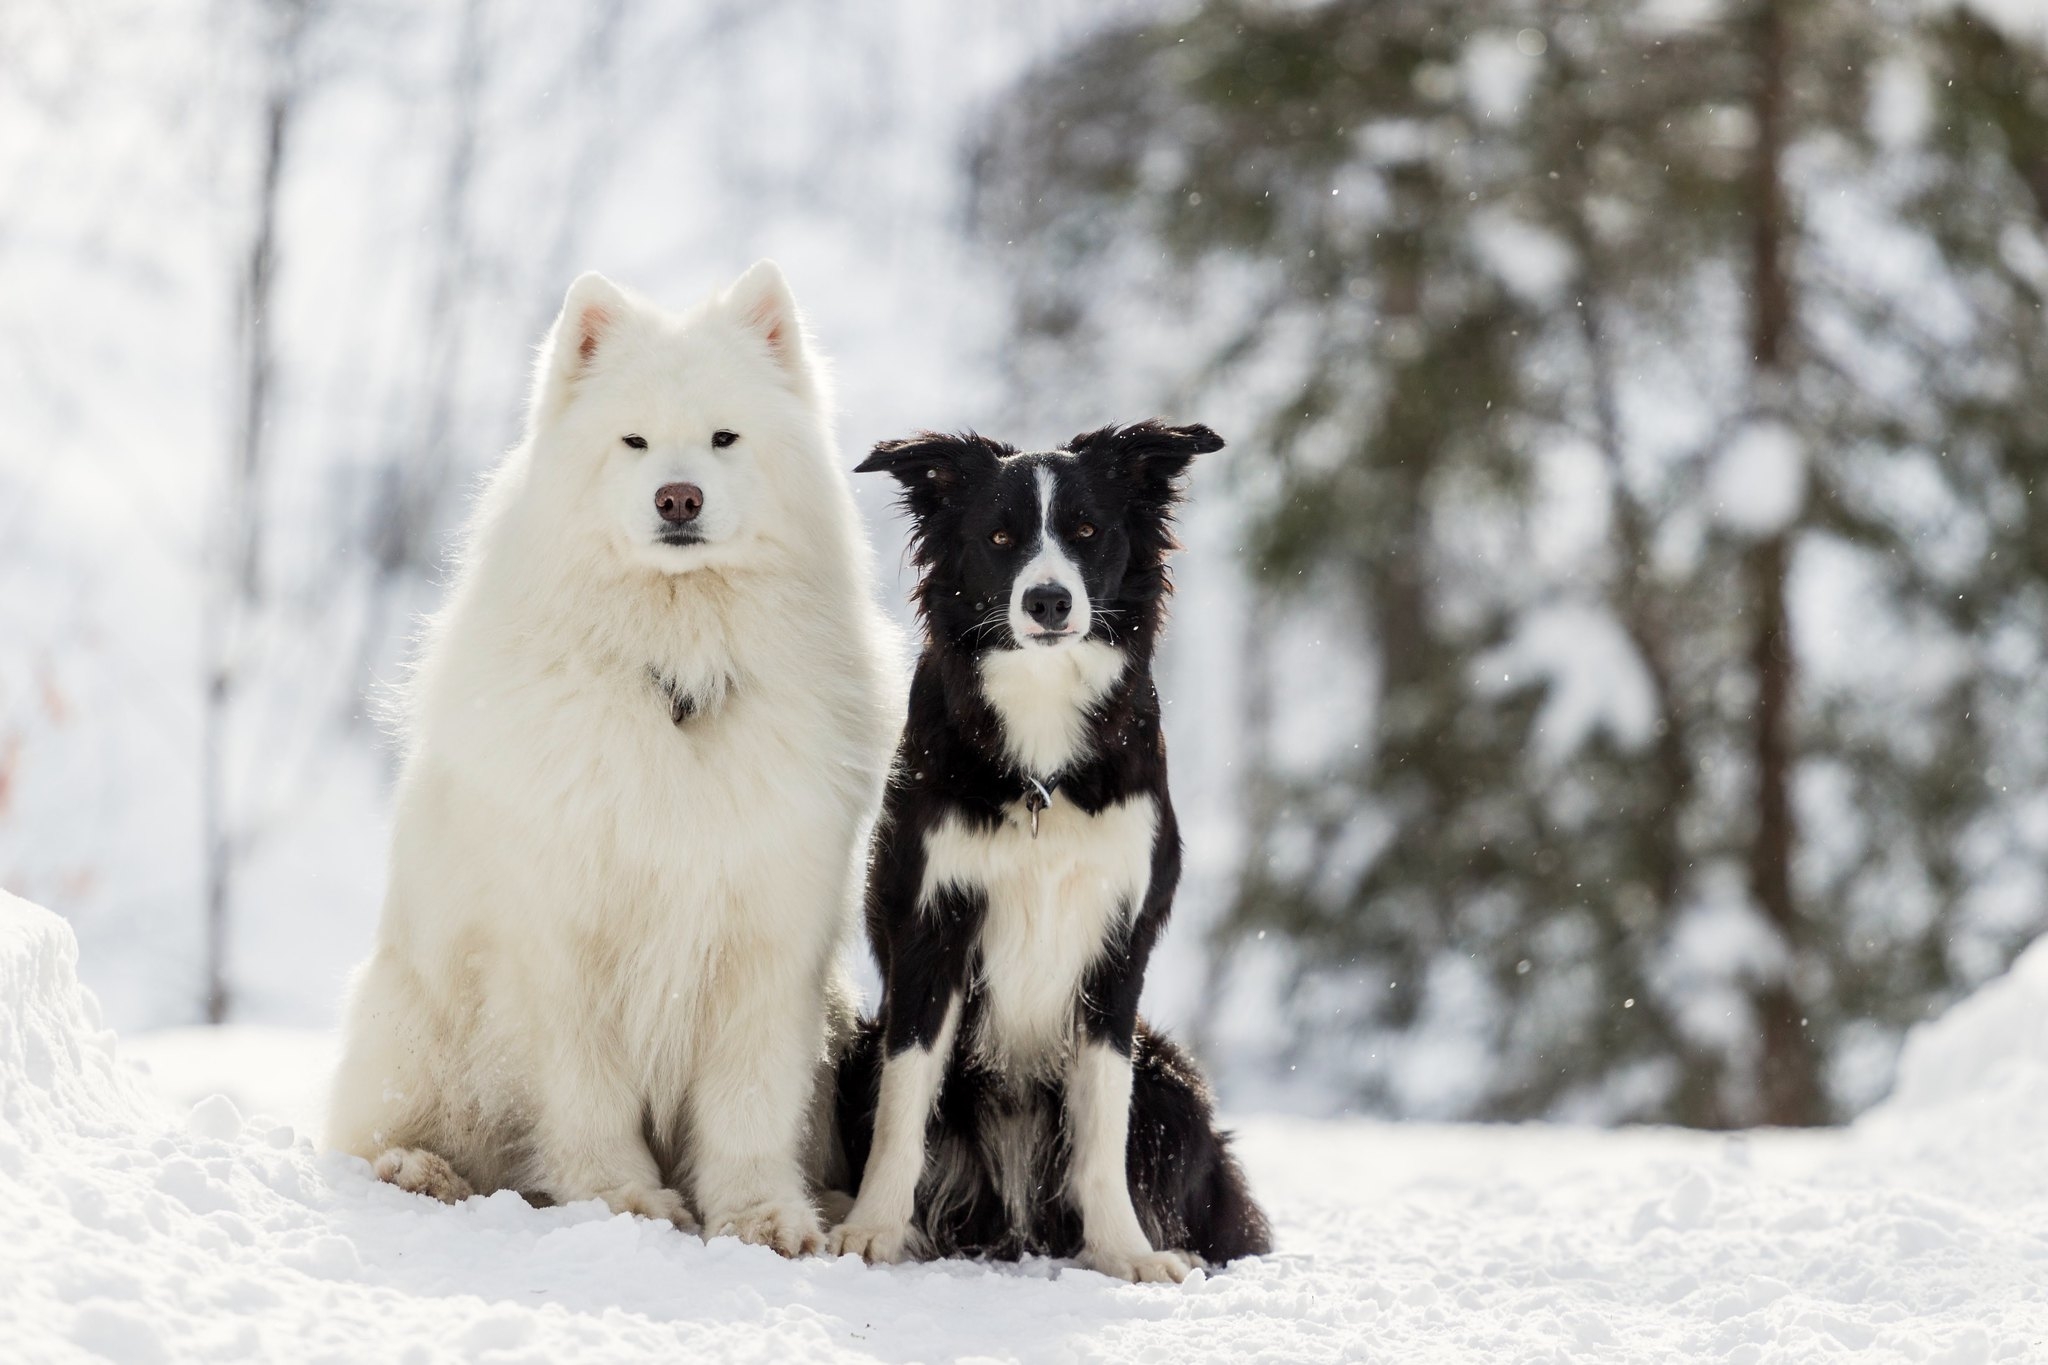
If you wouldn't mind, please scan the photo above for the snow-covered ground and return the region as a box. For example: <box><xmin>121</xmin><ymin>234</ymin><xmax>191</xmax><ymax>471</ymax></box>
<box><xmin>4</xmin><ymin>890</ymin><xmax>2044</xmax><ymax>1363</ymax></box>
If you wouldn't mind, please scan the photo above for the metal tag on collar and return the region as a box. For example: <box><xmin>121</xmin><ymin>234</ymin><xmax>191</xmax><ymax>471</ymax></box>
<box><xmin>1023</xmin><ymin>774</ymin><xmax>1055</xmax><ymax>838</ymax></box>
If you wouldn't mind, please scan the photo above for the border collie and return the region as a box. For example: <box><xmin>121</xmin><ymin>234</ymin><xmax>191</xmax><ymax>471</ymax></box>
<box><xmin>827</xmin><ymin>421</ymin><xmax>1270</xmax><ymax>1281</ymax></box>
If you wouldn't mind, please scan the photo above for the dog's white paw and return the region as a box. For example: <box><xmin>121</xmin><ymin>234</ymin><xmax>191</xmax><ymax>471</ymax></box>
<box><xmin>707</xmin><ymin>1199</ymin><xmax>824</xmax><ymax>1257</ymax></box>
<box><xmin>372</xmin><ymin>1147</ymin><xmax>474</xmax><ymax>1204</ymax></box>
<box><xmin>596</xmin><ymin>1184</ymin><xmax>699</xmax><ymax>1233</ymax></box>
<box><xmin>1084</xmin><ymin>1245</ymin><xmax>1196</xmax><ymax>1284</ymax></box>
<box><xmin>826</xmin><ymin>1218</ymin><xmax>912</xmax><ymax>1265</ymax></box>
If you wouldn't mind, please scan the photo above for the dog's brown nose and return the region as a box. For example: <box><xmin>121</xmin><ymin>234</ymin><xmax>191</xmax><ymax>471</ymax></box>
<box><xmin>655</xmin><ymin>482</ymin><xmax>703</xmax><ymax>524</ymax></box>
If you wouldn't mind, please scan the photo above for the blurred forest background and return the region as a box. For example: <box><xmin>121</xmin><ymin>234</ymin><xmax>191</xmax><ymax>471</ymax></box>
<box><xmin>4</xmin><ymin>0</ymin><xmax>2046</xmax><ymax>1129</ymax></box>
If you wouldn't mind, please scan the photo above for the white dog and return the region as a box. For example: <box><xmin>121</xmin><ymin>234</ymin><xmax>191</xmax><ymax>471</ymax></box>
<box><xmin>326</xmin><ymin>263</ymin><xmax>898</xmax><ymax>1255</ymax></box>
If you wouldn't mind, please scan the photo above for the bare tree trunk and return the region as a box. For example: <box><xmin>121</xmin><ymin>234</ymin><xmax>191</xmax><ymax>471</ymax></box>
<box><xmin>201</xmin><ymin>3</ymin><xmax>304</xmax><ymax>1024</ymax></box>
<box><xmin>1744</xmin><ymin>0</ymin><xmax>1824</xmax><ymax>1125</ymax></box>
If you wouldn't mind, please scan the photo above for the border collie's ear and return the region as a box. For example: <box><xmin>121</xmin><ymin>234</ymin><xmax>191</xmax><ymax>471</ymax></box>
<box><xmin>855</xmin><ymin>432</ymin><xmax>1003</xmax><ymax>518</ymax></box>
<box><xmin>531</xmin><ymin>271</ymin><xmax>630</xmax><ymax>426</ymax></box>
<box><xmin>1081</xmin><ymin>420</ymin><xmax>1225</xmax><ymax>496</ymax></box>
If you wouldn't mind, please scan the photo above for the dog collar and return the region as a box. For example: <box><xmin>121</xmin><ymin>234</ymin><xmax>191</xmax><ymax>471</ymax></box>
<box><xmin>1022</xmin><ymin>773</ymin><xmax>1057</xmax><ymax>838</ymax></box>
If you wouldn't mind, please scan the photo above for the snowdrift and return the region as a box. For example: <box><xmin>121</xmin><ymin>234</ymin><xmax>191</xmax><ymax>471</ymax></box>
<box><xmin>4</xmin><ymin>889</ymin><xmax>2045</xmax><ymax>1363</ymax></box>
<box><xmin>1888</xmin><ymin>932</ymin><xmax>2048</xmax><ymax>1113</ymax></box>
<box><xmin>1862</xmin><ymin>933</ymin><xmax>2048</xmax><ymax>1205</ymax></box>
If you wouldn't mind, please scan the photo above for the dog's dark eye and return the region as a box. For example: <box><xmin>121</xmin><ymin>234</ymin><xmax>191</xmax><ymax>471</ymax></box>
<box><xmin>622</xmin><ymin>434</ymin><xmax>648</xmax><ymax>450</ymax></box>
<box><xmin>711</xmin><ymin>430</ymin><xmax>739</xmax><ymax>448</ymax></box>
<box><xmin>1075</xmin><ymin>522</ymin><xmax>1097</xmax><ymax>539</ymax></box>
<box><xmin>991</xmin><ymin>530</ymin><xmax>1013</xmax><ymax>548</ymax></box>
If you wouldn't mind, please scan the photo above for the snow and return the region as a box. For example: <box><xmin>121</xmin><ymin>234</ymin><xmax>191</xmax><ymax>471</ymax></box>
<box><xmin>1469</xmin><ymin>208</ymin><xmax>1577</xmax><ymax>308</ymax></box>
<box><xmin>1655</xmin><ymin>885</ymin><xmax>1795</xmax><ymax>1055</ymax></box>
<box><xmin>1953</xmin><ymin>0</ymin><xmax>2048</xmax><ymax>47</ymax></box>
<box><xmin>1708</xmin><ymin>419</ymin><xmax>1808</xmax><ymax>538</ymax></box>
<box><xmin>1476</xmin><ymin>603</ymin><xmax>1659</xmax><ymax>767</ymax></box>
<box><xmin>1868</xmin><ymin>54</ymin><xmax>1933</xmax><ymax>152</ymax></box>
<box><xmin>1870</xmin><ymin>932</ymin><xmax>2048</xmax><ymax>1205</ymax></box>
<box><xmin>1460</xmin><ymin>32</ymin><xmax>1542</xmax><ymax>123</ymax></box>
<box><xmin>6</xmin><ymin>890</ymin><xmax>2047</xmax><ymax>1362</ymax></box>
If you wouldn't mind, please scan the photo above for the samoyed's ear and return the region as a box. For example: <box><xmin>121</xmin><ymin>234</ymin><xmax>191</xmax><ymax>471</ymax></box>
<box><xmin>854</xmin><ymin>432</ymin><xmax>1006</xmax><ymax>522</ymax></box>
<box><xmin>722</xmin><ymin>259</ymin><xmax>814</xmax><ymax>381</ymax></box>
<box><xmin>532</xmin><ymin>271</ymin><xmax>630</xmax><ymax>424</ymax></box>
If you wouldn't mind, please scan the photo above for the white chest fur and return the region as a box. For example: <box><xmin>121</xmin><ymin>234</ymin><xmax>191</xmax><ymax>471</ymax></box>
<box><xmin>976</xmin><ymin>641</ymin><xmax>1127</xmax><ymax>778</ymax></box>
<box><xmin>920</xmin><ymin>793</ymin><xmax>1158</xmax><ymax>1073</ymax></box>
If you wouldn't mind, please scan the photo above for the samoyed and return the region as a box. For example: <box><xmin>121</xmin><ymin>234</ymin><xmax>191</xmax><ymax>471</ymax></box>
<box><xmin>326</xmin><ymin>263</ymin><xmax>899</xmax><ymax>1255</ymax></box>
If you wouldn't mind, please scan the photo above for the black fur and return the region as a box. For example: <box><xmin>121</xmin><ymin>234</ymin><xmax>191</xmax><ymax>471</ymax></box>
<box><xmin>840</xmin><ymin>420</ymin><xmax>1271</xmax><ymax>1267</ymax></box>
<box><xmin>834</xmin><ymin>1018</ymin><xmax>1270</xmax><ymax>1266</ymax></box>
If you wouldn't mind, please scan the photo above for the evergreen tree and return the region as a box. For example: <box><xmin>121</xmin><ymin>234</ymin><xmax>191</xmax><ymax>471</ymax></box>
<box><xmin>976</xmin><ymin>0</ymin><xmax>2048</xmax><ymax>1124</ymax></box>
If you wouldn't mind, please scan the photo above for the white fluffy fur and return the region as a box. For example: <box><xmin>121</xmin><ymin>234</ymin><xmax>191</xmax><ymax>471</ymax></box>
<box><xmin>326</xmin><ymin>262</ymin><xmax>900</xmax><ymax>1256</ymax></box>
<box><xmin>976</xmin><ymin>640</ymin><xmax>1126</xmax><ymax>777</ymax></box>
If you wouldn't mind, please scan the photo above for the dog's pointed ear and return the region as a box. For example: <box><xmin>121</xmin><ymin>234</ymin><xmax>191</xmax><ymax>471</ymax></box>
<box><xmin>1081</xmin><ymin>420</ymin><xmax>1224</xmax><ymax>498</ymax></box>
<box><xmin>532</xmin><ymin>271</ymin><xmax>630</xmax><ymax>424</ymax></box>
<box><xmin>855</xmin><ymin>433</ymin><xmax>1001</xmax><ymax>519</ymax></box>
<box><xmin>723</xmin><ymin>259</ymin><xmax>814</xmax><ymax>380</ymax></box>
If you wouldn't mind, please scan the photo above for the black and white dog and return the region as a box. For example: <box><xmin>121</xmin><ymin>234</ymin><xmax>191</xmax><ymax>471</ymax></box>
<box><xmin>826</xmin><ymin>421</ymin><xmax>1270</xmax><ymax>1281</ymax></box>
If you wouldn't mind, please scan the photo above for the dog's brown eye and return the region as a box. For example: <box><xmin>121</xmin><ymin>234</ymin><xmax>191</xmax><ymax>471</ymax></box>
<box><xmin>711</xmin><ymin>430</ymin><xmax>739</xmax><ymax>448</ymax></box>
<box><xmin>622</xmin><ymin>434</ymin><xmax>648</xmax><ymax>450</ymax></box>
<box><xmin>991</xmin><ymin>530</ymin><xmax>1013</xmax><ymax>548</ymax></box>
<box><xmin>1076</xmin><ymin>522</ymin><xmax>1096</xmax><ymax>539</ymax></box>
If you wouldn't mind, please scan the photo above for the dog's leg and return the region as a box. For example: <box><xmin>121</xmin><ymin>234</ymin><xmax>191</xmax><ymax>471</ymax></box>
<box><xmin>689</xmin><ymin>940</ymin><xmax>836</xmax><ymax>1257</ymax></box>
<box><xmin>829</xmin><ymin>868</ymin><xmax>983</xmax><ymax>1264</ymax></box>
<box><xmin>1066</xmin><ymin>1041</ymin><xmax>1191</xmax><ymax>1283</ymax></box>
<box><xmin>527</xmin><ymin>1014</ymin><xmax>696</xmax><ymax>1231</ymax></box>
<box><xmin>328</xmin><ymin>947</ymin><xmax>439</xmax><ymax>1162</ymax></box>
<box><xmin>1068</xmin><ymin>796</ymin><xmax>1195</xmax><ymax>1283</ymax></box>
<box><xmin>330</xmin><ymin>943</ymin><xmax>516</xmax><ymax>1199</ymax></box>
<box><xmin>827</xmin><ymin>992</ymin><xmax>959</xmax><ymax>1263</ymax></box>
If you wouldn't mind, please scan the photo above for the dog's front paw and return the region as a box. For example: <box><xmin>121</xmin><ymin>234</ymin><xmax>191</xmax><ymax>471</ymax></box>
<box><xmin>826</xmin><ymin>1218</ymin><xmax>912</xmax><ymax>1265</ymax></box>
<box><xmin>597</xmin><ymin>1183</ymin><xmax>699</xmax><ymax>1233</ymax></box>
<box><xmin>706</xmin><ymin>1199</ymin><xmax>824</xmax><ymax>1257</ymax></box>
<box><xmin>1084</xmin><ymin>1245</ymin><xmax>1197</xmax><ymax>1284</ymax></box>
<box><xmin>372</xmin><ymin>1147</ymin><xmax>474</xmax><ymax>1204</ymax></box>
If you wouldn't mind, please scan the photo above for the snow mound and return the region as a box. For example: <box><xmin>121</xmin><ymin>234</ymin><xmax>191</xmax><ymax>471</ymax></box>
<box><xmin>1885</xmin><ymin>934</ymin><xmax>2048</xmax><ymax>1116</ymax></box>
<box><xmin>0</xmin><ymin>890</ymin><xmax>160</xmax><ymax>1153</ymax></box>
<box><xmin>5</xmin><ymin>889</ymin><xmax>2047</xmax><ymax>1363</ymax></box>
<box><xmin>1860</xmin><ymin>933</ymin><xmax>2048</xmax><ymax>1203</ymax></box>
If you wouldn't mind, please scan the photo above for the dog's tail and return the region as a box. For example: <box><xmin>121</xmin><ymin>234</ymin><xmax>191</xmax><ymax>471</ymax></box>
<box><xmin>1190</xmin><ymin>1130</ymin><xmax>1273</xmax><ymax>1264</ymax></box>
<box><xmin>1131</xmin><ymin>1024</ymin><xmax>1274</xmax><ymax>1265</ymax></box>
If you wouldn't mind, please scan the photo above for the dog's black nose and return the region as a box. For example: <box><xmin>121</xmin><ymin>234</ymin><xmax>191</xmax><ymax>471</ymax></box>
<box><xmin>1023</xmin><ymin>583</ymin><xmax>1072</xmax><ymax>632</ymax></box>
<box><xmin>655</xmin><ymin>482</ymin><xmax>703</xmax><ymax>524</ymax></box>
